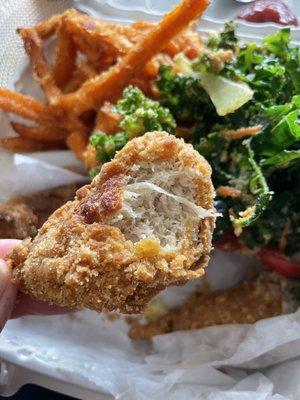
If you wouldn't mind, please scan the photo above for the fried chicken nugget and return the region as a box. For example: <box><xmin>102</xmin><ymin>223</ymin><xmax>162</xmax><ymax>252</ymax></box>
<box><xmin>129</xmin><ymin>272</ymin><xmax>286</xmax><ymax>340</ymax></box>
<box><xmin>10</xmin><ymin>131</ymin><xmax>216</xmax><ymax>313</ymax></box>
<box><xmin>0</xmin><ymin>203</ymin><xmax>37</xmax><ymax>239</ymax></box>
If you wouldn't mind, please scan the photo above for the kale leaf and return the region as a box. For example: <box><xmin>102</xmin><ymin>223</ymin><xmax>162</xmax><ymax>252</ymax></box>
<box><xmin>116</xmin><ymin>86</ymin><xmax>176</xmax><ymax>137</ymax></box>
<box><xmin>90</xmin><ymin>23</ymin><xmax>300</xmax><ymax>256</ymax></box>
<box><xmin>90</xmin><ymin>86</ymin><xmax>176</xmax><ymax>163</ymax></box>
<box><xmin>90</xmin><ymin>132</ymin><xmax>128</xmax><ymax>164</ymax></box>
<box><xmin>157</xmin><ymin>65</ymin><xmax>216</xmax><ymax>125</ymax></box>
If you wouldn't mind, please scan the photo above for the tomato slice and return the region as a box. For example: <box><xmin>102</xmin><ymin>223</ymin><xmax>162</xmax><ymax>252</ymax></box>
<box><xmin>259</xmin><ymin>248</ymin><xmax>300</xmax><ymax>277</ymax></box>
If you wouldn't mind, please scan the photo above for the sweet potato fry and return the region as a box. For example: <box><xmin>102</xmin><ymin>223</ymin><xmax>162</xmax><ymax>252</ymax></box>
<box><xmin>66</xmin><ymin>131</ymin><xmax>88</xmax><ymax>161</ymax></box>
<box><xmin>34</xmin><ymin>9</ymin><xmax>78</xmax><ymax>39</ymax></box>
<box><xmin>0</xmin><ymin>88</ymin><xmax>85</xmax><ymax>134</ymax></box>
<box><xmin>64</xmin><ymin>14</ymin><xmax>105</xmax><ymax>65</ymax></box>
<box><xmin>0</xmin><ymin>6</ymin><xmax>206</xmax><ymax>161</ymax></box>
<box><xmin>0</xmin><ymin>88</ymin><xmax>50</xmax><ymax>120</ymax></box>
<box><xmin>64</xmin><ymin>13</ymin><xmax>131</xmax><ymax>59</ymax></box>
<box><xmin>35</xmin><ymin>14</ymin><xmax>62</xmax><ymax>39</ymax></box>
<box><xmin>77</xmin><ymin>60</ymin><xmax>98</xmax><ymax>80</ymax></box>
<box><xmin>63</xmin><ymin>59</ymin><xmax>99</xmax><ymax>93</ymax></box>
<box><xmin>172</xmin><ymin>23</ymin><xmax>203</xmax><ymax>58</ymax></box>
<box><xmin>96</xmin><ymin>55</ymin><xmax>116</xmax><ymax>74</ymax></box>
<box><xmin>11</xmin><ymin>121</ymin><xmax>67</xmax><ymax>142</ymax></box>
<box><xmin>63</xmin><ymin>69</ymin><xmax>84</xmax><ymax>93</ymax></box>
<box><xmin>56</xmin><ymin>114</ymin><xmax>88</xmax><ymax>135</ymax></box>
<box><xmin>64</xmin><ymin>15</ymin><xmax>191</xmax><ymax>67</ymax></box>
<box><xmin>52</xmin><ymin>19</ymin><xmax>76</xmax><ymax>89</ymax></box>
<box><xmin>0</xmin><ymin>137</ymin><xmax>65</xmax><ymax>152</ymax></box>
<box><xmin>82</xmin><ymin>143</ymin><xmax>98</xmax><ymax>170</ymax></box>
<box><xmin>129</xmin><ymin>21</ymin><xmax>203</xmax><ymax>58</ymax></box>
<box><xmin>64</xmin><ymin>11</ymin><xmax>200</xmax><ymax>81</ymax></box>
<box><xmin>18</xmin><ymin>28</ymin><xmax>61</xmax><ymax>103</ymax></box>
<box><xmin>70</xmin><ymin>36</ymin><xmax>102</xmax><ymax>66</ymax></box>
<box><xmin>142</xmin><ymin>53</ymin><xmax>174</xmax><ymax>80</ymax></box>
<box><xmin>63</xmin><ymin>69</ymin><xmax>86</xmax><ymax>94</ymax></box>
<box><xmin>57</xmin><ymin>0</ymin><xmax>211</xmax><ymax>115</ymax></box>
<box><xmin>94</xmin><ymin>102</ymin><xmax>122</xmax><ymax>134</ymax></box>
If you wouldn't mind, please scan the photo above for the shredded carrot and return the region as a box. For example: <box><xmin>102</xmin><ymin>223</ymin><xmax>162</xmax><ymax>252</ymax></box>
<box><xmin>223</xmin><ymin>125</ymin><xmax>263</xmax><ymax>140</ymax></box>
<box><xmin>217</xmin><ymin>186</ymin><xmax>242</xmax><ymax>198</ymax></box>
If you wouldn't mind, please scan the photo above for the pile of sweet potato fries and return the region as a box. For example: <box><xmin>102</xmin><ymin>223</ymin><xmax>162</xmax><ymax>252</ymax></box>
<box><xmin>0</xmin><ymin>0</ymin><xmax>209</xmax><ymax>163</ymax></box>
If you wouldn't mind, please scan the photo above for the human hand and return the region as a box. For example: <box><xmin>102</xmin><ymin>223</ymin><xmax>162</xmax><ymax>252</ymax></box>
<box><xmin>0</xmin><ymin>239</ymin><xmax>67</xmax><ymax>331</ymax></box>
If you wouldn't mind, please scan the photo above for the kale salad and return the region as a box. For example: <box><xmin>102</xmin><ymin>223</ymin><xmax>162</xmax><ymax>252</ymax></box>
<box><xmin>90</xmin><ymin>23</ymin><xmax>300</xmax><ymax>280</ymax></box>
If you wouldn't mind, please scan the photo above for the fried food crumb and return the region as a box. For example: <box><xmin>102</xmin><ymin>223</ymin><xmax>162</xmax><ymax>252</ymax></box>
<box><xmin>106</xmin><ymin>313</ymin><xmax>120</xmax><ymax>322</ymax></box>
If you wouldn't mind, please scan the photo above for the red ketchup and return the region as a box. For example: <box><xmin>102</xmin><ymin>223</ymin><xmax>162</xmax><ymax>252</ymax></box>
<box><xmin>238</xmin><ymin>0</ymin><xmax>298</xmax><ymax>26</ymax></box>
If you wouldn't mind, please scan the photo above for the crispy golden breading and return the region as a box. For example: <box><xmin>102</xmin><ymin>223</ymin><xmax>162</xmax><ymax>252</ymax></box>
<box><xmin>129</xmin><ymin>273</ymin><xmax>284</xmax><ymax>340</ymax></box>
<box><xmin>10</xmin><ymin>132</ymin><xmax>215</xmax><ymax>314</ymax></box>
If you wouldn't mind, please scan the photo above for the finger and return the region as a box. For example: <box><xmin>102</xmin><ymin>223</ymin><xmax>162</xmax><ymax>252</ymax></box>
<box><xmin>0</xmin><ymin>260</ymin><xmax>11</xmax><ymax>297</ymax></box>
<box><xmin>0</xmin><ymin>283</ymin><xmax>17</xmax><ymax>330</ymax></box>
<box><xmin>11</xmin><ymin>292</ymin><xmax>70</xmax><ymax>318</ymax></box>
<box><xmin>0</xmin><ymin>266</ymin><xmax>17</xmax><ymax>330</ymax></box>
<box><xmin>0</xmin><ymin>240</ymin><xmax>72</xmax><ymax>318</ymax></box>
<box><xmin>0</xmin><ymin>239</ymin><xmax>21</xmax><ymax>259</ymax></box>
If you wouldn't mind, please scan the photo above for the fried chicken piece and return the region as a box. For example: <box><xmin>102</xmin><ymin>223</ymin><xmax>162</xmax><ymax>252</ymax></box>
<box><xmin>0</xmin><ymin>185</ymin><xmax>78</xmax><ymax>240</ymax></box>
<box><xmin>0</xmin><ymin>203</ymin><xmax>37</xmax><ymax>239</ymax></box>
<box><xmin>20</xmin><ymin>184</ymin><xmax>77</xmax><ymax>226</ymax></box>
<box><xmin>10</xmin><ymin>131</ymin><xmax>216</xmax><ymax>314</ymax></box>
<box><xmin>129</xmin><ymin>273</ymin><xmax>285</xmax><ymax>339</ymax></box>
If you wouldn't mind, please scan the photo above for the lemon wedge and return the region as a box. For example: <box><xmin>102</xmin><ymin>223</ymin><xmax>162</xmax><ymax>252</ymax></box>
<box><xmin>200</xmin><ymin>72</ymin><xmax>254</xmax><ymax>116</ymax></box>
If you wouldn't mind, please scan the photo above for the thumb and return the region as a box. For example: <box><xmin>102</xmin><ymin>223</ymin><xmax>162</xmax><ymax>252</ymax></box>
<box><xmin>0</xmin><ymin>239</ymin><xmax>21</xmax><ymax>259</ymax></box>
<box><xmin>0</xmin><ymin>259</ymin><xmax>17</xmax><ymax>330</ymax></box>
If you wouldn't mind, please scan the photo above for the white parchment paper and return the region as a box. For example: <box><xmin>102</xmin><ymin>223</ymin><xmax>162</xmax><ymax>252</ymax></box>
<box><xmin>0</xmin><ymin>1</ymin><xmax>300</xmax><ymax>399</ymax></box>
<box><xmin>1</xmin><ymin>250</ymin><xmax>300</xmax><ymax>400</ymax></box>
<box><xmin>0</xmin><ymin>150</ymin><xmax>84</xmax><ymax>202</ymax></box>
